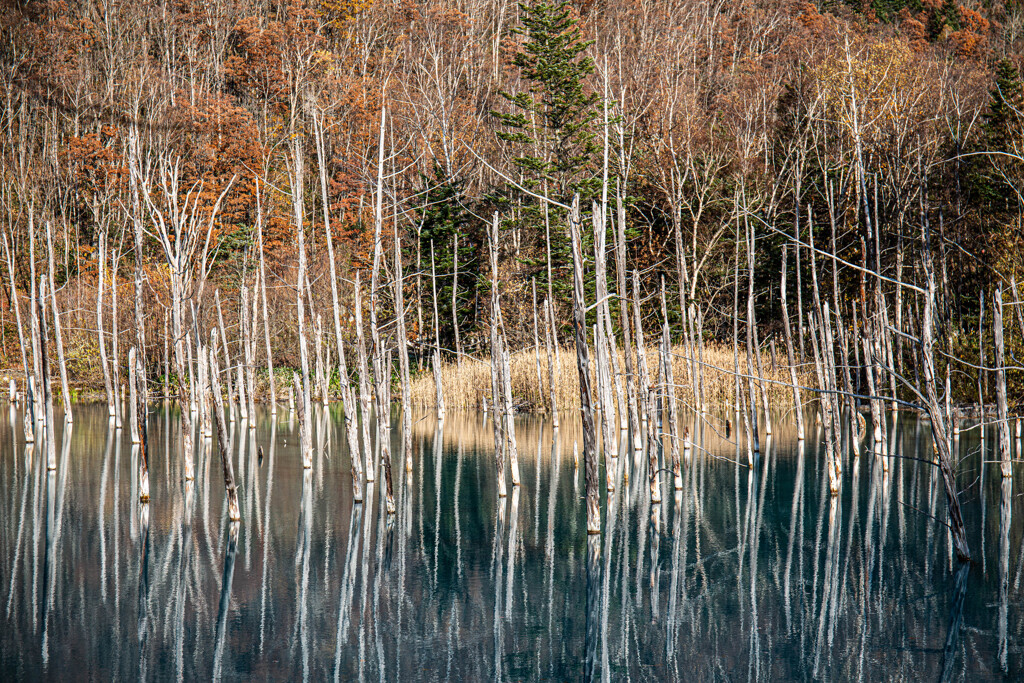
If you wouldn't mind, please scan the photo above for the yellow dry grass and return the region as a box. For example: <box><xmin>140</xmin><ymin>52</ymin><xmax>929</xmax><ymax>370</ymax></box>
<box><xmin>410</xmin><ymin>342</ymin><xmax>810</xmax><ymax>414</ymax></box>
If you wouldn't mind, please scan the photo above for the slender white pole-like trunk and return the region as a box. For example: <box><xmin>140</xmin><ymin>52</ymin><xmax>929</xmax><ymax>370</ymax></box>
<box><xmin>44</xmin><ymin>222</ymin><xmax>71</xmax><ymax>421</ymax></box>
<box><xmin>569</xmin><ymin>197</ymin><xmax>600</xmax><ymax>534</ymax></box>
<box><xmin>3</xmin><ymin>232</ymin><xmax>33</xmax><ymax>441</ymax></box>
<box><xmin>394</xmin><ymin>219</ymin><xmax>412</xmax><ymax>469</ymax></box>
<box><xmin>354</xmin><ymin>273</ymin><xmax>374</xmax><ymax>482</ymax></box>
<box><xmin>96</xmin><ymin>231</ymin><xmax>114</xmax><ymax>419</ymax></box>
<box><xmin>37</xmin><ymin>278</ymin><xmax>56</xmax><ymax>471</ymax></box>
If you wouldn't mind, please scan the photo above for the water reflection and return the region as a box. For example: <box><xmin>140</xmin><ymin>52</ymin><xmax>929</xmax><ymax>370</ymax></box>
<box><xmin>0</xmin><ymin>406</ymin><xmax>1022</xmax><ymax>679</ymax></box>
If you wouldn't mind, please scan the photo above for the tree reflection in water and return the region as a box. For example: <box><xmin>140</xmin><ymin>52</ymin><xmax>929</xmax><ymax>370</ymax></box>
<box><xmin>0</xmin><ymin>405</ymin><xmax>1019</xmax><ymax>680</ymax></box>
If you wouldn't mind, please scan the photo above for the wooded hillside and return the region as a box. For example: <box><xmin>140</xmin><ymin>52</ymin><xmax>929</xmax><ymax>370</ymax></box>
<box><xmin>2</xmin><ymin>0</ymin><xmax>1023</xmax><ymax>405</ymax></box>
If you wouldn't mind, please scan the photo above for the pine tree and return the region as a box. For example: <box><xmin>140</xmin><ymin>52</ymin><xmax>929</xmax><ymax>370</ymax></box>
<box><xmin>492</xmin><ymin>0</ymin><xmax>601</xmax><ymax>308</ymax></box>
<box><xmin>975</xmin><ymin>58</ymin><xmax>1024</xmax><ymax>210</ymax></box>
<box><xmin>495</xmin><ymin>1</ymin><xmax>600</xmax><ymax>201</ymax></box>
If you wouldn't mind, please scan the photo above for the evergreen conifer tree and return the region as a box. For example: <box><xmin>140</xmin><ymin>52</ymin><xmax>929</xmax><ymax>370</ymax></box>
<box><xmin>492</xmin><ymin>0</ymin><xmax>601</xmax><ymax>306</ymax></box>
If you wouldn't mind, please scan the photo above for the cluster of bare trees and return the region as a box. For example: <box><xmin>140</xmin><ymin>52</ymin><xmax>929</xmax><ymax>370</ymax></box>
<box><xmin>6</xmin><ymin>0</ymin><xmax>1024</xmax><ymax>560</ymax></box>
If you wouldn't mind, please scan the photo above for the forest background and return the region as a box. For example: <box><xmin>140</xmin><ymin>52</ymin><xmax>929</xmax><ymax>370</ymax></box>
<box><xmin>3</xmin><ymin>0</ymin><xmax>1024</xmax><ymax>408</ymax></box>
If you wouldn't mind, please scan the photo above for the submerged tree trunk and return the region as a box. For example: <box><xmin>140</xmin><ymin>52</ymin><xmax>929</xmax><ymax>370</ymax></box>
<box><xmin>569</xmin><ymin>197</ymin><xmax>600</xmax><ymax>534</ymax></box>
<box><xmin>209</xmin><ymin>343</ymin><xmax>241</xmax><ymax>522</ymax></box>
<box><xmin>44</xmin><ymin>222</ymin><xmax>71</xmax><ymax>422</ymax></box>
<box><xmin>921</xmin><ymin>221</ymin><xmax>970</xmax><ymax>562</ymax></box>
<box><xmin>994</xmin><ymin>287</ymin><xmax>1012</xmax><ymax>478</ymax></box>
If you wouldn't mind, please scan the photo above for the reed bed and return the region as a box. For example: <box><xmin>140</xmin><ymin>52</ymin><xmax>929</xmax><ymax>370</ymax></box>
<box><xmin>410</xmin><ymin>342</ymin><xmax>809</xmax><ymax>414</ymax></box>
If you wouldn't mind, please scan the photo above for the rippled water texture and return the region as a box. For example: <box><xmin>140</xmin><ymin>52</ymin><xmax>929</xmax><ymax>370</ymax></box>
<box><xmin>1</xmin><ymin>404</ymin><xmax>1022</xmax><ymax>680</ymax></box>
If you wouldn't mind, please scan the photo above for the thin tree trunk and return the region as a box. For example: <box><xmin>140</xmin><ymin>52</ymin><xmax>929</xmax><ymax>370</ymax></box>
<box><xmin>995</xmin><ymin>287</ymin><xmax>1012</xmax><ymax>478</ymax></box>
<box><xmin>96</xmin><ymin>230</ymin><xmax>114</xmax><ymax>419</ymax></box>
<box><xmin>110</xmin><ymin>247</ymin><xmax>122</xmax><ymax>429</ymax></box>
<box><xmin>488</xmin><ymin>213</ymin><xmax>506</xmax><ymax>497</ymax></box>
<box><xmin>256</xmin><ymin>195</ymin><xmax>276</xmax><ymax>413</ymax></box>
<box><xmin>501</xmin><ymin>334</ymin><xmax>521</xmax><ymax>487</ymax></box>
<box><xmin>452</xmin><ymin>233</ymin><xmax>462</xmax><ymax>367</ymax></box>
<box><xmin>355</xmin><ymin>273</ymin><xmax>374</xmax><ymax>482</ymax></box>
<box><xmin>661</xmin><ymin>279</ymin><xmax>681</xmax><ymax>490</ymax></box>
<box><xmin>615</xmin><ymin>183</ymin><xmax>640</xmax><ymax>444</ymax></box>
<box><xmin>44</xmin><ymin>222</ymin><xmax>71</xmax><ymax>421</ymax></box>
<box><xmin>920</xmin><ymin>221</ymin><xmax>970</xmax><ymax>561</ymax></box>
<box><xmin>135</xmin><ymin>349</ymin><xmax>149</xmax><ymax>503</ymax></box>
<box><xmin>569</xmin><ymin>197</ymin><xmax>600</xmax><ymax>534</ymax></box>
<box><xmin>781</xmin><ymin>247</ymin><xmax>805</xmax><ymax>440</ymax></box>
<box><xmin>209</xmin><ymin>340</ymin><xmax>240</xmax><ymax>521</ymax></box>
<box><xmin>394</xmin><ymin>219</ymin><xmax>412</xmax><ymax>470</ymax></box>
<box><xmin>544</xmin><ymin>298</ymin><xmax>559</xmax><ymax>428</ymax></box>
<box><xmin>370</xmin><ymin>104</ymin><xmax>393</xmax><ymax>513</ymax></box>
<box><xmin>37</xmin><ymin>277</ymin><xmax>55</xmax><ymax>471</ymax></box>
<box><xmin>3</xmin><ymin>232</ymin><xmax>33</xmax><ymax>441</ymax></box>
<box><xmin>532</xmin><ymin>278</ymin><xmax>543</xmax><ymax>407</ymax></box>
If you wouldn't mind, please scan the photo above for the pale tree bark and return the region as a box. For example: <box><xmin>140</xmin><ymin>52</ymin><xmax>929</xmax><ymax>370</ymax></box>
<box><xmin>569</xmin><ymin>197</ymin><xmax>600</xmax><ymax>534</ymax></box>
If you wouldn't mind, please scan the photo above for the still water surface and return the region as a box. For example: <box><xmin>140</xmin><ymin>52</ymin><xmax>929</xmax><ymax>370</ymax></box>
<box><xmin>1</xmin><ymin>404</ymin><xmax>1021</xmax><ymax>680</ymax></box>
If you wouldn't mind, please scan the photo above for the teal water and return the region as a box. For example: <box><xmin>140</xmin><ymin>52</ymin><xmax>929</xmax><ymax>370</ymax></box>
<box><xmin>0</xmin><ymin>404</ymin><xmax>1021</xmax><ymax>680</ymax></box>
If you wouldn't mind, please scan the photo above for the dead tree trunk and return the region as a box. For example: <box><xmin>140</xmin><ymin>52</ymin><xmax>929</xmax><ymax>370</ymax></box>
<box><xmin>96</xmin><ymin>230</ymin><xmax>115</xmax><ymax>419</ymax></box>
<box><xmin>394</xmin><ymin>219</ymin><xmax>413</xmax><ymax>471</ymax></box>
<box><xmin>44</xmin><ymin>222</ymin><xmax>71</xmax><ymax>422</ymax></box>
<box><xmin>920</xmin><ymin>222</ymin><xmax>970</xmax><ymax>562</ymax></box>
<box><xmin>209</xmin><ymin>345</ymin><xmax>241</xmax><ymax>522</ymax></box>
<box><xmin>37</xmin><ymin>278</ymin><xmax>55</xmax><ymax>471</ymax></box>
<box><xmin>661</xmin><ymin>279</ymin><xmax>681</xmax><ymax>490</ymax></box>
<box><xmin>995</xmin><ymin>287</ymin><xmax>1012</xmax><ymax>478</ymax></box>
<box><xmin>569</xmin><ymin>197</ymin><xmax>600</xmax><ymax>534</ymax></box>
<box><xmin>355</xmin><ymin>273</ymin><xmax>374</xmax><ymax>482</ymax></box>
<box><xmin>544</xmin><ymin>298</ymin><xmax>559</xmax><ymax>428</ymax></box>
<box><xmin>488</xmin><ymin>213</ymin><xmax>506</xmax><ymax>497</ymax></box>
<box><xmin>3</xmin><ymin>232</ymin><xmax>33</xmax><ymax>441</ymax></box>
<box><xmin>780</xmin><ymin>247</ymin><xmax>805</xmax><ymax>440</ymax></box>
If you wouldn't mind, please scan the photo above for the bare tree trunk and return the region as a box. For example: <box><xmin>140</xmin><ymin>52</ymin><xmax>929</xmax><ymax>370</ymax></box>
<box><xmin>291</xmin><ymin>137</ymin><xmax>313</xmax><ymax>467</ymax></box>
<box><xmin>430</xmin><ymin>241</ymin><xmax>445</xmax><ymax>422</ymax></box>
<box><xmin>615</xmin><ymin>184</ymin><xmax>640</xmax><ymax>442</ymax></box>
<box><xmin>453</xmin><ymin>233</ymin><xmax>462</xmax><ymax>367</ymax></box>
<box><xmin>3</xmin><ymin>232</ymin><xmax>33</xmax><ymax>441</ymax></box>
<box><xmin>134</xmin><ymin>350</ymin><xmax>149</xmax><ymax>503</ymax></box>
<box><xmin>256</xmin><ymin>198</ymin><xmax>276</xmax><ymax>413</ymax></box>
<box><xmin>646</xmin><ymin>385</ymin><xmax>662</xmax><ymax>504</ymax></box>
<box><xmin>595</xmin><ymin>322</ymin><xmax>615</xmax><ymax>492</ymax></box>
<box><xmin>780</xmin><ymin>247</ymin><xmax>805</xmax><ymax>440</ymax></box>
<box><xmin>110</xmin><ymin>247</ymin><xmax>122</xmax><ymax>429</ymax></box>
<box><xmin>633</xmin><ymin>270</ymin><xmax>651</xmax><ymax>433</ymax></box>
<box><xmin>488</xmin><ymin>213</ymin><xmax>506</xmax><ymax>497</ymax></box>
<box><xmin>96</xmin><ymin>230</ymin><xmax>114</xmax><ymax>419</ymax></box>
<box><xmin>28</xmin><ymin>213</ymin><xmax>43</xmax><ymax>428</ymax></box>
<box><xmin>532</xmin><ymin>278</ymin><xmax>543</xmax><ymax>406</ymax></box>
<box><xmin>314</xmin><ymin>312</ymin><xmax>326</xmax><ymax>406</ymax></box>
<box><xmin>661</xmin><ymin>279</ymin><xmax>681</xmax><ymax>490</ymax></box>
<box><xmin>37</xmin><ymin>278</ymin><xmax>55</xmax><ymax>471</ymax></box>
<box><xmin>129</xmin><ymin>347</ymin><xmax>140</xmax><ymax>444</ymax></box>
<box><xmin>370</xmin><ymin>104</ymin><xmax>393</xmax><ymax>513</ymax></box>
<box><xmin>544</xmin><ymin>298</ymin><xmax>559</xmax><ymax>429</ymax></box>
<box><xmin>500</xmin><ymin>334</ymin><xmax>520</xmax><ymax>486</ymax></box>
<box><xmin>394</xmin><ymin>219</ymin><xmax>413</xmax><ymax>470</ymax></box>
<box><xmin>209</xmin><ymin>340</ymin><xmax>240</xmax><ymax>521</ymax></box>
<box><xmin>355</xmin><ymin>273</ymin><xmax>374</xmax><ymax>483</ymax></box>
<box><xmin>569</xmin><ymin>197</ymin><xmax>600</xmax><ymax>534</ymax></box>
<box><xmin>744</xmin><ymin>218</ymin><xmax>763</xmax><ymax>453</ymax></box>
<box><xmin>317</xmin><ymin>174</ymin><xmax>360</xmax><ymax>494</ymax></box>
<box><xmin>44</xmin><ymin>222</ymin><xmax>71</xmax><ymax>421</ymax></box>
<box><xmin>995</xmin><ymin>287</ymin><xmax>1012</xmax><ymax>478</ymax></box>
<box><xmin>245</xmin><ymin>280</ymin><xmax>258</xmax><ymax>423</ymax></box>
<box><xmin>920</xmin><ymin>222</ymin><xmax>970</xmax><ymax>561</ymax></box>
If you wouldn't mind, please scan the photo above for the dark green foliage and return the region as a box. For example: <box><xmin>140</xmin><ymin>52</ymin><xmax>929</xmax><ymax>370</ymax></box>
<box><xmin>415</xmin><ymin>168</ymin><xmax>483</xmax><ymax>358</ymax></box>
<box><xmin>968</xmin><ymin>58</ymin><xmax>1024</xmax><ymax>211</ymax></box>
<box><xmin>494</xmin><ymin>1</ymin><xmax>600</xmax><ymax>200</ymax></box>
<box><xmin>491</xmin><ymin>1</ymin><xmax>603</xmax><ymax>314</ymax></box>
